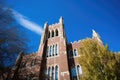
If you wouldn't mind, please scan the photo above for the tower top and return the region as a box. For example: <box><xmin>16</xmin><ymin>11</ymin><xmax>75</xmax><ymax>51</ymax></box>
<box><xmin>59</xmin><ymin>16</ymin><xmax>64</xmax><ymax>24</ymax></box>
<box><xmin>92</xmin><ymin>29</ymin><xmax>102</xmax><ymax>43</ymax></box>
<box><xmin>92</xmin><ymin>29</ymin><xmax>100</xmax><ymax>38</ymax></box>
<box><xmin>44</xmin><ymin>22</ymin><xmax>48</xmax><ymax>29</ymax></box>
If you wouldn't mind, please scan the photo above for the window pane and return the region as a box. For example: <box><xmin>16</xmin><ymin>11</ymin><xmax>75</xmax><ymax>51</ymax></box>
<box><xmin>52</xmin><ymin>31</ymin><xmax>54</xmax><ymax>37</ymax></box>
<box><xmin>55</xmin><ymin>44</ymin><xmax>58</xmax><ymax>55</ymax></box>
<box><xmin>55</xmin><ymin>66</ymin><xmax>58</xmax><ymax>80</ymax></box>
<box><xmin>48</xmin><ymin>31</ymin><xmax>50</xmax><ymax>38</ymax></box>
<box><xmin>74</xmin><ymin>49</ymin><xmax>77</xmax><ymax>56</ymax></box>
<box><xmin>48</xmin><ymin>67</ymin><xmax>51</xmax><ymax>78</ymax></box>
<box><xmin>52</xmin><ymin>67</ymin><xmax>54</xmax><ymax>80</ymax></box>
<box><xmin>54</xmin><ymin>45</ymin><xmax>56</xmax><ymax>55</ymax></box>
<box><xmin>72</xmin><ymin>67</ymin><xmax>77</xmax><ymax>80</ymax></box>
<box><xmin>47</xmin><ymin>46</ymin><xmax>49</xmax><ymax>57</ymax></box>
<box><xmin>50</xmin><ymin>46</ymin><xmax>52</xmax><ymax>56</ymax></box>
<box><xmin>77</xmin><ymin>65</ymin><xmax>82</xmax><ymax>75</ymax></box>
<box><xmin>56</xmin><ymin>29</ymin><xmax>58</xmax><ymax>36</ymax></box>
<box><xmin>53</xmin><ymin>45</ymin><xmax>54</xmax><ymax>56</ymax></box>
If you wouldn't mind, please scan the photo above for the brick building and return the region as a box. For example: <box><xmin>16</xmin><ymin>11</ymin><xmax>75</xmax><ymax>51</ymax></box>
<box><xmin>13</xmin><ymin>17</ymin><xmax>102</xmax><ymax>80</ymax></box>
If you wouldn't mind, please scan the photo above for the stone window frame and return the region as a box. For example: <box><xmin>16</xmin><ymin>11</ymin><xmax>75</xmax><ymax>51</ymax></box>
<box><xmin>47</xmin><ymin>43</ymin><xmax>59</xmax><ymax>58</ymax></box>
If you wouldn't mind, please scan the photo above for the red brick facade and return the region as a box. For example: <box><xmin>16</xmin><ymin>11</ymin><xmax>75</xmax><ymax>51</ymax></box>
<box><xmin>13</xmin><ymin>17</ymin><xmax>102</xmax><ymax>80</ymax></box>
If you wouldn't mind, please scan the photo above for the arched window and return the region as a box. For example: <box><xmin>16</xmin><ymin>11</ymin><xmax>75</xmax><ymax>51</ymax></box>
<box><xmin>73</xmin><ymin>49</ymin><xmax>77</xmax><ymax>56</ymax></box>
<box><xmin>55</xmin><ymin>44</ymin><xmax>58</xmax><ymax>55</ymax></box>
<box><xmin>52</xmin><ymin>30</ymin><xmax>54</xmax><ymax>37</ymax></box>
<box><xmin>77</xmin><ymin>65</ymin><xmax>82</xmax><ymax>75</ymax></box>
<box><xmin>54</xmin><ymin>45</ymin><xmax>56</xmax><ymax>56</ymax></box>
<box><xmin>47</xmin><ymin>46</ymin><xmax>49</xmax><ymax>57</ymax></box>
<box><xmin>48</xmin><ymin>31</ymin><xmax>50</xmax><ymax>38</ymax></box>
<box><xmin>71</xmin><ymin>67</ymin><xmax>77</xmax><ymax>79</ymax></box>
<box><xmin>55</xmin><ymin>65</ymin><xmax>58</xmax><ymax>80</ymax></box>
<box><xmin>52</xmin><ymin>67</ymin><xmax>54</xmax><ymax>80</ymax></box>
<box><xmin>55</xmin><ymin>29</ymin><xmax>58</xmax><ymax>36</ymax></box>
<box><xmin>50</xmin><ymin>46</ymin><xmax>52</xmax><ymax>57</ymax></box>
<box><xmin>53</xmin><ymin>45</ymin><xmax>54</xmax><ymax>56</ymax></box>
<box><xmin>48</xmin><ymin>67</ymin><xmax>51</xmax><ymax>78</ymax></box>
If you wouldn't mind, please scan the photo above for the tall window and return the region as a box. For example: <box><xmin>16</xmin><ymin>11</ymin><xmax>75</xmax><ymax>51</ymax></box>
<box><xmin>52</xmin><ymin>45</ymin><xmax>54</xmax><ymax>56</ymax></box>
<box><xmin>48</xmin><ymin>31</ymin><xmax>50</xmax><ymax>38</ymax></box>
<box><xmin>71</xmin><ymin>67</ymin><xmax>77</xmax><ymax>79</ymax></box>
<box><xmin>47</xmin><ymin>46</ymin><xmax>49</xmax><ymax>57</ymax></box>
<box><xmin>55</xmin><ymin>44</ymin><xmax>58</xmax><ymax>55</ymax></box>
<box><xmin>54</xmin><ymin>45</ymin><xmax>56</xmax><ymax>56</ymax></box>
<box><xmin>47</xmin><ymin>45</ymin><xmax>58</xmax><ymax>57</ymax></box>
<box><xmin>52</xmin><ymin>67</ymin><xmax>54</xmax><ymax>80</ymax></box>
<box><xmin>52</xmin><ymin>30</ymin><xmax>54</xmax><ymax>37</ymax></box>
<box><xmin>73</xmin><ymin>49</ymin><xmax>77</xmax><ymax>56</ymax></box>
<box><xmin>50</xmin><ymin>46</ymin><xmax>52</xmax><ymax>56</ymax></box>
<box><xmin>77</xmin><ymin>65</ymin><xmax>82</xmax><ymax>75</ymax></box>
<box><xmin>48</xmin><ymin>67</ymin><xmax>51</xmax><ymax>78</ymax></box>
<box><xmin>55</xmin><ymin>29</ymin><xmax>58</xmax><ymax>36</ymax></box>
<box><xmin>55</xmin><ymin>66</ymin><xmax>58</xmax><ymax>80</ymax></box>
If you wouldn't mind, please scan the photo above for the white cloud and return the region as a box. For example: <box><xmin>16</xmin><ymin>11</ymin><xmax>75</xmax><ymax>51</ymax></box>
<box><xmin>12</xmin><ymin>10</ymin><xmax>43</xmax><ymax>35</ymax></box>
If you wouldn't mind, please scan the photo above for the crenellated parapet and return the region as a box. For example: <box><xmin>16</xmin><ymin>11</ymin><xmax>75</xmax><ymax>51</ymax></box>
<box><xmin>49</xmin><ymin>22</ymin><xmax>60</xmax><ymax>27</ymax></box>
<box><xmin>70</xmin><ymin>39</ymin><xmax>86</xmax><ymax>45</ymax></box>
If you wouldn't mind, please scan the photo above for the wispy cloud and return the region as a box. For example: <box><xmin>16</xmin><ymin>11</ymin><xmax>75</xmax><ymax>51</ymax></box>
<box><xmin>12</xmin><ymin>10</ymin><xmax>43</xmax><ymax>35</ymax></box>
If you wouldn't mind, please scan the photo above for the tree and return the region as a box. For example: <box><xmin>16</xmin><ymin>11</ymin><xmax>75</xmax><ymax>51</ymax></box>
<box><xmin>78</xmin><ymin>38</ymin><xmax>120</xmax><ymax>80</ymax></box>
<box><xmin>0</xmin><ymin>1</ymin><xmax>28</xmax><ymax>79</ymax></box>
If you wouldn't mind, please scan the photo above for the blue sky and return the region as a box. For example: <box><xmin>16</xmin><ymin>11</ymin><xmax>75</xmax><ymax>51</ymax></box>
<box><xmin>6</xmin><ymin>0</ymin><xmax>120</xmax><ymax>52</ymax></box>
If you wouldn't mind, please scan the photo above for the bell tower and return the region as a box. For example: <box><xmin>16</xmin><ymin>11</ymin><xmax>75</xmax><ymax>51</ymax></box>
<box><xmin>38</xmin><ymin>17</ymin><xmax>70</xmax><ymax>80</ymax></box>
